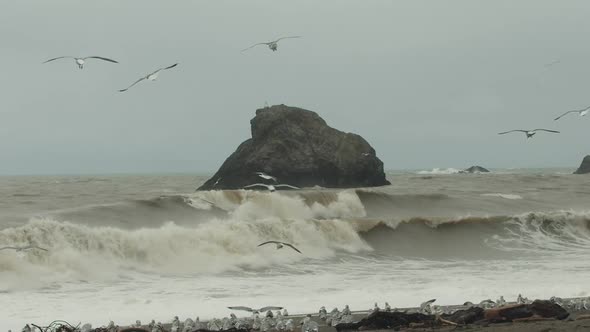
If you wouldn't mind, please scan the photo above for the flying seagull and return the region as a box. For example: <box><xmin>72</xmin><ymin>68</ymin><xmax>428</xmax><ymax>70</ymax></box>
<box><xmin>258</xmin><ymin>240</ymin><xmax>302</xmax><ymax>254</ymax></box>
<box><xmin>244</xmin><ymin>183</ymin><xmax>299</xmax><ymax>192</ymax></box>
<box><xmin>255</xmin><ymin>172</ymin><xmax>277</xmax><ymax>182</ymax></box>
<box><xmin>0</xmin><ymin>245</ymin><xmax>48</xmax><ymax>252</ymax></box>
<box><xmin>228</xmin><ymin>306</ymin><xmax>283</xmax><ymax>313</ymax></box>
<box><xmin>241</xmin><ymin>36</ymin><xmax>301</xmax><ymax>52</ymax></box>
<box><xmin>119</xmin><ymin>63</ymin><xmax>178</xmax><ymax>92</ymax></box>
<box><xmin>544</xmin><ymin>60</ymin><xmax>561</xmax><ymax>68</ymax></box>
<box><xmin>43</xmin><ymin>56</ymin><xmax>118</xmax><ymax>69</ymax></box>
<box><xmin>498</xmin><ymin>129</ymin><xmax>559</xmax><ymax>138</ymax></box>
<box><xmin>554</xmin><ymin>106</ymin><xmax>590</xmax><ymax>121</ymax></box>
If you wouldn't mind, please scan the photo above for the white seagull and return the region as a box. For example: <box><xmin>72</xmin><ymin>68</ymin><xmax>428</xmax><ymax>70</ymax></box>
<box><xmin>228</xmin><ymin>306</ymin><xmax>284</xmax><ymax>313</ymax></box>
<box><xmin>241</xmin><ymin>36</ymin><xmax>301</xmax><ymax>52</ymax></box>
<box><xmin>498</xmin><ymin>129</ymin><xmax>559</xmax><ymax>139</ymax></box>
<box><xmin>554</xmin><ymin>106</ymin><xmax>590</xmax><ymax>121</ymax></box>
<box><xmin>0</xmin><ymin>245</ymin><xmax>48</xmax><ymax>252</ymax></box>
<box><xmin>258</xmin><ymin>241</ymin><xmax>302</xmax><ymax>254</ymax></box>
<box><xmin>244</xmin><ymin>183</ymin><xmax>299</xmax><ymax>192</ymax></box>
<box><xmin>255</xmin><ymin>172</ymin><xmax>277</xmax><ymax>182</ymax></box>
<box><xmin>119</xmin><ymin>63</ymin><xmax>178</xmax><ymax>92</ymax></box>
<box><xmin>43</xmin><ymin>56</ymin><xmax>118</xmax><ymax>69</ymax></box>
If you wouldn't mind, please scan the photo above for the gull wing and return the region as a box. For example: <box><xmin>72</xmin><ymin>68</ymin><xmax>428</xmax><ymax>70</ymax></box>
<box><xmin>83</xmin><ymin>56</ymin><xmax>119</xmax><ymax>63</ymax></box>
<box><xmin>498</xmin><ymin>130</ymin><xmax>528</xmax><ymax>135</ymax></box>
<box><xmin>257</xmin><ymin>241</ymin><xmax>280</xmax><ymax>247</ymax></box>
<box><xmin>151</xmin><ymin>63</ymin><xmax>178</xmax><ymax>75</ymax></box>
<box><xmin>259</xmin><ymin>306</ymin><xmax>284</xmax><ymax>312</ymax></box>
<box><xmin>244</xmin><ymin>183</ymin><xmax>270</xmax><ymax>190</ymax></box>
<box><xmin>554</xmin><ymin>110</ymin><xmax>577</xmax><ymax>121</ymax></box>
<box><xmin>283</xmin><ymin>243</ymin><xmax>302</xmax><ymax>254</ymax></box>
<box><xmin>119</xmin><ymin>77</ymin><xmax>147</xmax><ymax>92</ymax></box>
<box><xmin>43</xmin><ymin>56</ymin><xmax>74</xmax><ymax>64</ymax></box>
<box><xmin>228</xmin><ymin>306</ymin><xmax>254</xmax><ymax>312</ymax></box>
<box><xmin>274</xmin><ymin>36</ymin><xmax>302</xmax><ymax>43</ymax></box>
<box><xmin>241</xmin><ymin>42</ymin><xmax>270</xmax><ymax>52</ymax></box>
<box><xmin>532</xmin><ymin>129</ymin><xmax>559</xmax><ymax>133</ymax></box>
<box><xmin>274</xmin><ymin>184</ymin><xmax>300</xmax><ymax>190</ymax></box>
<box><xmin>0</xmin><ymin>246</ymin><xmax>19</xmax><ymax>251</ymax></box>
<box><xmin>28</xmin><ymin>246</ymin><xmax>48</xmax><ymax>251</ymax></box>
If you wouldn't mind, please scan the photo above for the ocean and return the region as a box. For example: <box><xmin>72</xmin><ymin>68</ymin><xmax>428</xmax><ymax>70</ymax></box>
<box><xmin>1</xmin><ymin>169</ymin><xmax>589</xmax><ymax>330</ymax></box>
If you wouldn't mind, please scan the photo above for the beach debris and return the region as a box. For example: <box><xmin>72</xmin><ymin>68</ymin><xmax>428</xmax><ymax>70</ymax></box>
<box><xmin>484</xmin><ymin>300</ymin><xmax>569</xmax><ymax>322</ymax></box>
<box><xmin>335</xmin><ymin>311</ymin><xmax>435</xmax><ymax>331</ymax></box>
<box><xmin>441</xmin><ymin>306</ymin><xmax>485</xmax><ymax>324</ymax></box>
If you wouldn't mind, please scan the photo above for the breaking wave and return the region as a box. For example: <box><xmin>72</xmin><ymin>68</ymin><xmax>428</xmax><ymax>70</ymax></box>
<box><xmin>1</xmin><ymin>188</ymin><xmax>589</xmax><ymax>290</ymax></box>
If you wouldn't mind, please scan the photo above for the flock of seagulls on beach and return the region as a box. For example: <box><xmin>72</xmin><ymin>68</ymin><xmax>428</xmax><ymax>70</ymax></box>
<box><xmin>17</xmin><ymin>295</ymin><xmax>590</xmax><ymax>332</ymax></box>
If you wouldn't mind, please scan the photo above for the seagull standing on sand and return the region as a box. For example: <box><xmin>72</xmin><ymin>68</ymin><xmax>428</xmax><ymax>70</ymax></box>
<box><xmin>0</xmin><ymin>245</ymin><xmax>48</xmax><ymax>252</ymax></box>
<box><xmin>554</xmin><ymin>106</ymin><xmax>590</xmax><ymax>121</ymax></box>
<box><xmin>420</xmin><ymin>299</ymin><xmax>436</xmax><ymax>314</ymax></box>
<box><xmin>119</xmin><ymin>63</ymin><xmax>178</xmax><ymax>92</ymax></box>
<box><xmin>43</xmin><ymin>56</ymin><xmax>118</xmax><ymax>69</ymax></box>
<box><xmin>258</xmin><ymin>241</ymin><xmax>302</xmax><ymax>253</ymax></box>
<box><xmin>498</xmin><ymin>129</ymin><xmax>559</xmax><ymax>139</ymax></box>
<box><xmin>242</xmin><ymin>36</ymin><xmax>301</xmax><ymax>52</ymax></box>
<box><xmin>255</xmin><ymin>172</ymin><xmax>278</xmax><ymax>182</ymax></box>
<box><xmin>244</xmin><ymin>183</ymin><xmax>299</xmax><ymax>192</ymax></box>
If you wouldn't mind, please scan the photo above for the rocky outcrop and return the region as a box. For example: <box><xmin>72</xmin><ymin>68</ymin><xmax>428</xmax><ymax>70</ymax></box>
<box><xmin>460</xmin><ymin>166</ymin><xmax>490</xmax><ymax>173</ymax></box>
<box><xmin>574</xmin><ymin>155</ymin><xmax>590</xmax><ymax>174</ymax></box>
<box><xmin>198</xmin><ymin>105</ymin><xmax>390</xmax><ymax>190</ymax></box>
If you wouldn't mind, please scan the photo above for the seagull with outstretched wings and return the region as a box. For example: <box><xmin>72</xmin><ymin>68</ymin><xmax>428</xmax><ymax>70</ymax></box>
<box><xmin>241</xmin><ymin>36</ymin><xmax>301</xmax><ymax>52</ymax></box>
<box><xmin>258</xmin><ymin>241</ymin><xmax>302</xmax><ymax>254</ymax></box>
<box><xmin>498</xmin><ymin>129</ymin><xmax>559</xmax><ymax>139</ymax></box>
<box><xmin>43</xmin><ymin>56</ymin><xmax>118</xmax><ymax>69</ymax></box>
<box><xmin>554</xmin><ymin>106</ymin><xmax>590</xmax><ymax>121</ymax></box>
<box><xmin>119</xmin><ymin>63</ymin><xmax>178</xmax><ymax>92</ymax></box>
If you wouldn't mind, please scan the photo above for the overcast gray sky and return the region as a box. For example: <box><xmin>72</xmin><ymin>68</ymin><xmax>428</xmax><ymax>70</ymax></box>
<box><xmin>1</xmin><ymin>0</ymin><xmax>589</xmax><ymax>175</ymax></box>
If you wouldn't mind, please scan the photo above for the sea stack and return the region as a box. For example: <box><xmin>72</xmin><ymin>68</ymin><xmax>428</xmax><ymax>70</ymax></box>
<box><xmin>198</xmin><ymin>104</ymin><xmax>390</xmax><ymax>190</ymax></box>
<box><xmin>574</xmin><ymin>155</ymin><xmax>590</xmax><ymax>174</ymax></box>
<box><xmin>460</xmin><ymin>166</ymin><xmax>490</xmax><ymax>173</ymax></box>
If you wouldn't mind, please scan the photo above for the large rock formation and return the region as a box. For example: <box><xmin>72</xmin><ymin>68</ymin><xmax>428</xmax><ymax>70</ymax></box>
<box><xmin>574</xmin><ymin>155</ymin><xmax>590</xmax><ymax>174</ymax></box>
<box><xmin>198</xmin><ymin>105</ymin><xmax>390</xmax><ymax>190</ymax></box>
